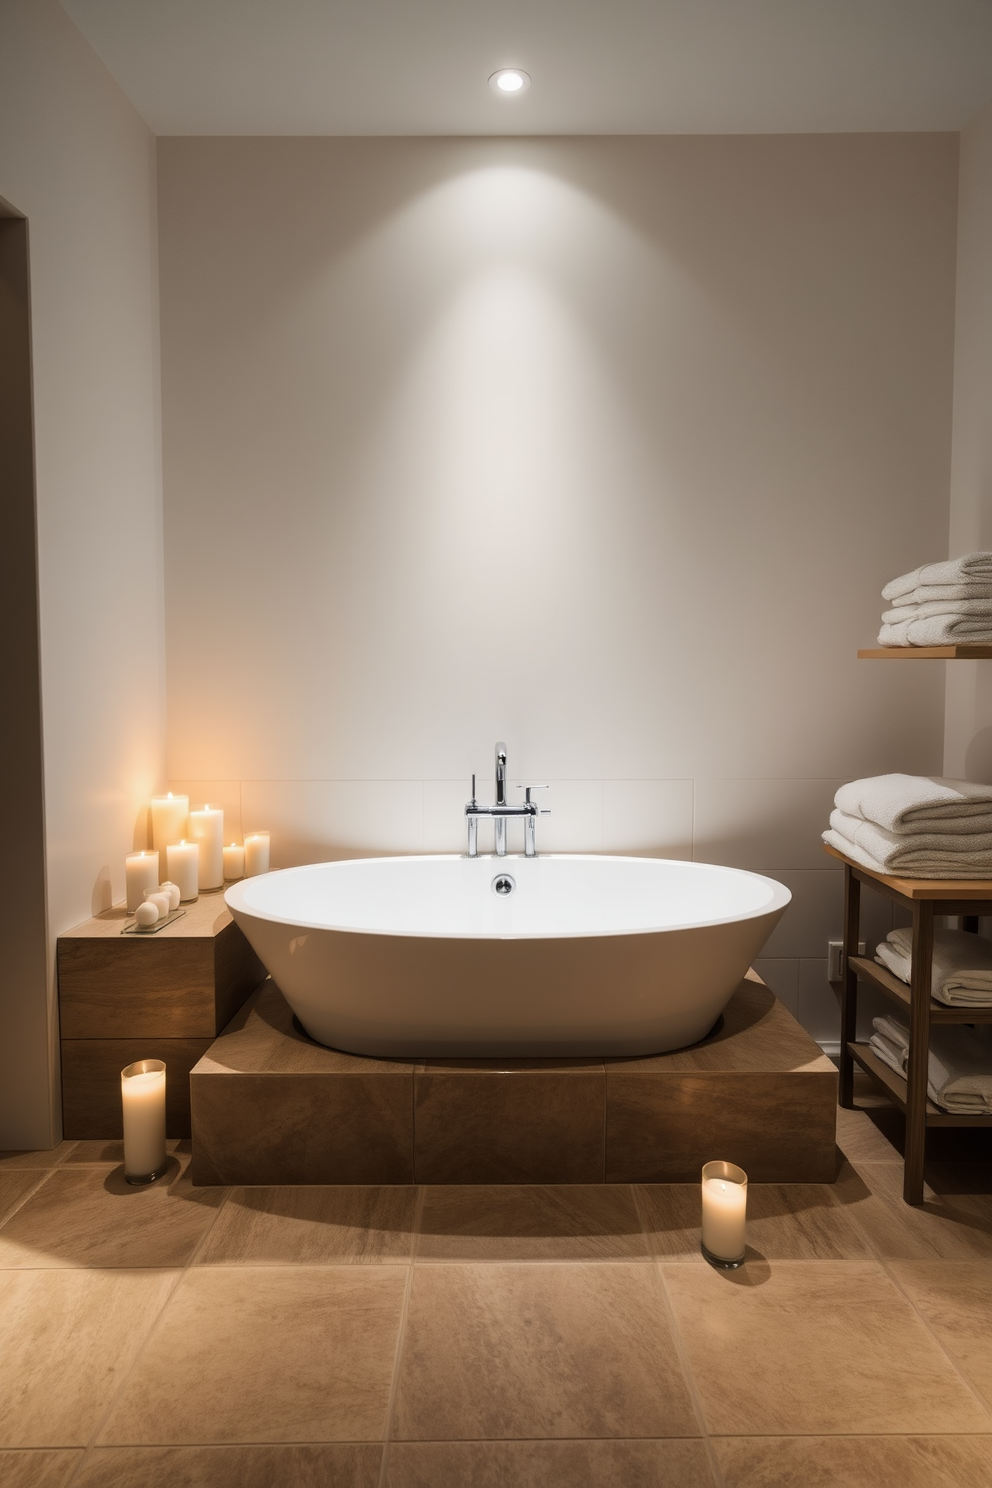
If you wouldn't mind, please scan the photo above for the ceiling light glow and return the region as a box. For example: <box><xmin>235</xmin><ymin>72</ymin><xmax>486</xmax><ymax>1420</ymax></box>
<box><xmin>489</xmin><ymin>69</ymin><xmax>531</xmax><ymax>96</ymax></box>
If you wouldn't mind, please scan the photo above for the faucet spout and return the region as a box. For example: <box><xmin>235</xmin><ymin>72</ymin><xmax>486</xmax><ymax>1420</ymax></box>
<box><xmin>494</xmin><ymin>742</ymin><xmax>508</xmax><ymax>856</ymax></box>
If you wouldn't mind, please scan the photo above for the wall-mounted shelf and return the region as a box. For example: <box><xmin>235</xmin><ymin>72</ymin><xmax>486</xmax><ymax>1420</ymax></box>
<box><xmin>858</xmin><ymin>645</ymin><xmax>992</xmax><ymax>658</ymax></box>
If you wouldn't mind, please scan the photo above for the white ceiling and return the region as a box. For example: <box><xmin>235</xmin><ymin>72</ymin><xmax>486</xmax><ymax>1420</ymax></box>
<box><xmin>61</xmin><ymin>0</ymin><xmax>992</xmax><ymax>137</ymax></box>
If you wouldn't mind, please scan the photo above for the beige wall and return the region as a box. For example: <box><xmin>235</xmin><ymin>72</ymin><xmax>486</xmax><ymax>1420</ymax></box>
<box><xmin>944</xmin><ymin>99</ymin><xmax>992</xmax><ymax>781</ymax></box>
<box><xmin>160</xmin><ymin>134</ymin><xmax>957</xmax><ymax>1044</ymax></box>
<box><xmin>0</xmin><ymin>0</ymin><xmax>164</xmax><ymax>1145</ymax></box>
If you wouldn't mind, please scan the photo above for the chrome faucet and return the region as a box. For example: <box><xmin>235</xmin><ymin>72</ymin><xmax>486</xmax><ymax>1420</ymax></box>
<box><xmin>465</xmin><ymin>742</ymin><xmax>550</xmax><ymax>858</ymax></box>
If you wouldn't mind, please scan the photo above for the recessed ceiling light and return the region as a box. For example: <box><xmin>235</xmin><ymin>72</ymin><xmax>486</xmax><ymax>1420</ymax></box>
<box><xmin>489</xmin><ymin>69</ymin><xmax>531</xmax><ymax>96</ymax></box>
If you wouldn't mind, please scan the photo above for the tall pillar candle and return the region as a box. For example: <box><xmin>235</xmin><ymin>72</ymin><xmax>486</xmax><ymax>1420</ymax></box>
<box><xmin>701</xmin><ymin>1160</ymin><xmax>747</xmax><ymax>1267</ymax></box>
<box><xmin>150</xmin><ymin>793</ymin><xmax>188</xmax><ymax>853</ymax></box>
<box><xmin>121</xmin><ymin>1059</ymin><xmax>167</xmax><ymax>1183</ymax></box>
<box><xmin>125</xmin><ymin>850</ymin><xmax>160</xmax><ymax>913</ymax></box>
<box><xmin>244</xmin><ymin>831</ymin><xmax>270</xmax><ymax>877</ymax></box>
<box><xmin>189</xmin><ymin>805</ymin><xmax>224</xmax><ymax>890</ymax></box>
<box><xmin>166</xmin><ymin>840</ymin><xmax>199</xmax><ymax>901</ymax></box>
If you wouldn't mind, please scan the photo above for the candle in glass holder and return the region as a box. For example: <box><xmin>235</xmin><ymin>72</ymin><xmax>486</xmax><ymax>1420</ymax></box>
<box><xmin>121</xmin><ymin>1059</ymin><xmax>167</xmax><ymax>1183</ymax></box>
<box><xmin>150</xmin><ymin>793</ymin><xmax>188</xmax><ymax>853</ymax></box>
<box><xmin>166</xmin><ymin>840</ymin><xmax>199</xmax><ymax>901</ymax></box>
<box><xmin>701</xmin><ymin>1160</ymin><xmax>747</xmax><ymax>1267</ymax></box>
<box><xmin>189</xmin><ymin>805</ymin><xmax>224</xmax><ymax>890</ymax></box>
<box><xmin>125</xmin><ymin>851</ymin><xmax>160</xmax><ymax>913</ymax></box>
<box><xmin>223</xmin><ymin>842</ymin><xmax>245</xmax><ymax>880</ymax></box>
<box><xmin>245</xmin><ymin>831</ymin><xmax>270</xmax><ymax>877</ymax></box>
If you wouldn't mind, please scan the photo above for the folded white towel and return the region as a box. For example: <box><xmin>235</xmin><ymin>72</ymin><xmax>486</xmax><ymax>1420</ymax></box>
<box><xmin>869</xmin><ymin>1029</ymin><xmax>908</xmax><ymax>1082</ymax></box>
<box><xmin>822</xmin><ymin>829</ymin><xmax>992</xmax><ymax>878</ymax></box>
<box><xmin>882</xmin><ymin>598</ymin><xmax>992</xmax><ymax>624</ymax></box>
<box><xmin>882</xmin><ymin>553</ymin><xmax>992</xmax><ymax>602</ymax></box>
<box><xmin>831</xmin><ymin>808</ymin><xmax>992</xmax><ymax>861</ymax></box>
<box><xmin>879</xmin><ymin>616</ymin><xmax>992</xmax><ymax>646</ymax></box>
<box><xmin>870</xmin><ymin>1014</ymin><xmax>992</xmax><ymax>1113</ymax></box>
<box><xmin>897</xmin><ymin>582</ymin><xmax>992</xmax><ymax>605</ymax></box>
<box><xmin>874</xmin><ymin>925</ymin><xmax>992</xmax><ymax>1006</ymax></box>
<box><xmin>834</xmin><ymin>775</ymin><xmax>992</xmax><ymax>834</ymax></box>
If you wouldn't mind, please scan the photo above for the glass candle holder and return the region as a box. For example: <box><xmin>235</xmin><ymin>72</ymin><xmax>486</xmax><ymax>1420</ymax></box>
<box><xmin>121</xmin><ymin>1059</ymin><xmax>168</xmax><ymax>1184</ymax></box>
<box><xmin>701</xmin><ymin>1159</ymin><xmax>747</xmax><ymax>1268</ymax></box>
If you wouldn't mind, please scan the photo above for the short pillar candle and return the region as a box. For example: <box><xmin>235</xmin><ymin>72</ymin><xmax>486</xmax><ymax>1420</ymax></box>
<box><xmin>121</xmin><ymin>1059</ymin><xmax>167</xmax><ymax>1184</ymax></box>
<box><xmin>166</xmin><ymin>840</ymin><xmax>199</xmax><ymax>901</ymax></box>
<box><xmin>150</xmin><ymin>793</ymin><xmax>188</xmax><ymax>853</ymax></box>
<box><xmin>701</xmin><ymin>1160</ymin><xmax>747</xmax><ymax>1268</ymax></box>
<box><xmin>223</xmin><ymin>842</ymin><xmax>245</xmax><ymax>880</ymax></box>
<box><xmin>125</xmin><ymin>851</ymin><xmax>160</xmax><ymax>913</ymax></box>
<box><xmin>189</xmin><ymin>805</ymin><xmax>224</xmax><ymax>890</ymax></box>
<box><xmin>244</xmin><ymin>831</ymin><xmax>270</xmax><ymax>877</ymax></box>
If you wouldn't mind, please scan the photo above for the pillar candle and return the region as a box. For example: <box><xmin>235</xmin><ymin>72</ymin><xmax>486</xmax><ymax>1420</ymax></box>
<box><xmin>189</xmin><ymin>805</ymin><xmax>224</xmax><ymax>890</ymax></box>
<box><xmin>121</xmin><ymin>1059</ymin><xmax>167</xmax><ymax>1181</ymax></box>
<box><xmin>223</xmin><ymin>842</ymin><xmax>245</xmax><ymax>880</ymax></box>
<box><xmin>701</xmin><ymin>1161</ymin><xmax>747</xmax><ymax>1263</ymax></box>
<box><xmin>125</xmin><ymin>850</ymin><xmax>160</xmax><ymax>913</ymax></box>
<box><xmin>244</xmin><ymin>831</ymin><xmax>270</xmax><ymax>877</ymax></box>
<box><xmin>166</xmin><ymin>840</ymin><xmax>199</xmax><ymax>901</ymax></box>
<box><xmin>150</xmin><ymin>793</ymin><xmax>189</xmax><ymax>853</ymax></box>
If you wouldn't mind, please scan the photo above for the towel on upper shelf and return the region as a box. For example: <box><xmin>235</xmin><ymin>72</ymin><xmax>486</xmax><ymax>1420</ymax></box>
<box><xmin>882</xmin><ymin>553</ymin><xmax>992</xmax><ymax>602</ymax></box>
<box><xmin>883</xmin><ymin>598</ymin><xmax>992</xmax><ymax>623</ymax></box>
<box><xmin>868</xmin><ymin>1014</ymin><xmax>992</xmax><ymax>1113</ymax></box>
<box><xmin>834</xmin><ymin>775</ymin><xmax>992</xmax><ymax>834</ymax></box>
<box><xmin>829</xmin><ymin>809</ymin><xmax>992</xmax><ymax>871</ymax></box>
<box><xmin>874</xmin><ymin>925</ymin><xmax>992</xmax><ymax>1007</ymax></box>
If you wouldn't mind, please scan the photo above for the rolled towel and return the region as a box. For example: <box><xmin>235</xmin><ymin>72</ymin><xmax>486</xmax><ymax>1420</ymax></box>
<box><xmin>874</xmin><ymin>925</ymin><xmax>992</xmax><ymax>1007</ymax></box>
<box><xmin>870</xmin><ymin>1014</ymin><xmax>992</xmax><ymax>1113</ymax></box>
<box><xmin>834</xmin><ymin>775</ymin><xmax>992</xmax><ymax>834</ymax></box>
<box><xmin>882</xmin><ymin>553</ymin><xmax>992</xmax><ymax>602</ymax></box>
<box><xmin>879</xmin><ymin>615</ymin><xmax>992</xmax><ymax>646</ymax></box>
<box><xmin>822</xmin><ymin>829</ymin><xmax>992</xmax><ymax>878</ymax></box>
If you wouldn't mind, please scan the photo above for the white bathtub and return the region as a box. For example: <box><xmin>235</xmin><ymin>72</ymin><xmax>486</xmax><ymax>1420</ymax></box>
<box><xmin>224</xmin><ymin>854</ymin><xmax>790</xmax><ymax>1057</ymax></box>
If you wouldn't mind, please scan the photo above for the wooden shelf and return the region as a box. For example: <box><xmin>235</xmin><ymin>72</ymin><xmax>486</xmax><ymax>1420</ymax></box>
<box><xmin>849</xmin><ymin>955</ymin><xmax>992</xmax><ymax>1024</ymax></box>
<box><xmin>848</xmin><ymin>1043</ymin><xmax>992</xmax><ymax>1127</ymax></box>
<box><xmin>858</xmin><ymin>645</ymin><xmax>992</xmax><ymax>659</ymax></box>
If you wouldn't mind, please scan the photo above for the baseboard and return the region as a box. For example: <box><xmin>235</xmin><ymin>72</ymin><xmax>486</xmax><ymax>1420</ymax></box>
<box><xmin>818</xmin><ymin>1040</ymin><xmax>841</xmax><ymax>1059</ymax></box>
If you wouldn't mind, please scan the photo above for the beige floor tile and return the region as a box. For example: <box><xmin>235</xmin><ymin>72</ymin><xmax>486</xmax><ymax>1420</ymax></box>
<box><xmin>638</xmin><ymin>1182</ymin><xmax>872</xmax><ymax>1262</ymax></box>
<box><xmin>73</xmin><ymin>1444</ymin><xmax>382</xmax><ymax>1486</ymax></box>
<box><xmin>417</xmin><ymin>1185</ymin><xmax>648</xmax><ymax>1262</ymax></box>
<box><xmin>835</xmin><ymin>1161</ymin><xmax>992</xmax><ymax>1260</ymax></box>
<box><xmin>0</xmin><ymin>1161</ymin><xmax>223</xmax><ymax>1269</ymax></box>
<box><xmin>890</xmin><ymin>1261</ymin><xmax>992</xmax><ymax>1409</ymax></box>
<box><xmin>63</xmin><ymin>1139</ymin><xmax>190</xmax><ymax>1166</ymax></box>
<box><xmin>392</xmin><ymin>1262</ymin><xmax>699</xmax><ymax>1440</ymax></box>
<box><xmin>0</xmin><ymin>1451</ymin><xmax>81</xmax><ymax>1487</ymax></box>
<box><xmin>662</xmin><ymin>1259</ymin><xmax>990</xmax><ymax>1435</ymax></box>
<box><xmin>0</xmin><ymin>1145</ymin><xmax>72</xmax><ymax>1171</ymax></box>
<box><xmin>0</xmin><ymin>1269</ymin><xmax>177</xmax><ymax>1447</ymax></box>
<box><xmin>196</xmin><ymin>1186</ymin><xmax>417</xmax><ymax>1265</ymax></box>
<box><xmin>0</xmin><ymin>1171</ymin><xmax>47</xmax><ymax>1227</ymax></box>
<box><xmin>714</xmin><ymin>1435</ymin><xmax>992</xmax><ymax>1487</ymax></box>
<box><xmin>384</xmin><ymin>1439</ymin><xmax>715</xmax><ymax>1487</ymax></box>
<box><xmin>100</xmin><ymin>1265</ymin><xmax>407</xmax><ymax>1444</ymax></box>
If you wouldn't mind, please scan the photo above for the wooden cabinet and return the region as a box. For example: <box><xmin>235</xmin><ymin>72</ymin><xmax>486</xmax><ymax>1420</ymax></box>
<box><xmin>57</xmin><ymin>893</ymin><xmax>264</xmax><ymax>1138</ymax></box>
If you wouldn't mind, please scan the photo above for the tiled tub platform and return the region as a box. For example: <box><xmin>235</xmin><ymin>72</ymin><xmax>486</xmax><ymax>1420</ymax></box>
<box><xmin>190</xmin><ymin>972</ymin><xmax>837</xmax><ymax>1185</ymax></box>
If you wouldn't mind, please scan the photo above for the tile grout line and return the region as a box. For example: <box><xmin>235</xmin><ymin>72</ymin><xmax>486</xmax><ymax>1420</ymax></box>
<box><xmin>61</xmin><ymin>1177</ymin><xmax>235</xmax><ymax>1487</ymax></box>
<box><xmin>629</xmin><ymin>1186</ymin><xmax>726</xmax><ymax>1488</ymax></box>
<box><xmin>878</xmin><ymin>1256</ymin><xmax>992</xmax><ymax>1427</ymax></box>
<box><xmin>0</xmin><ymin>1167</ymin><xmax>59</xmax><ymax>1240</ymax></box>
<box><xmin>376</xmin><ymin>1184</ymin><xmax>426</xmax><ymax>1488</ymax></box>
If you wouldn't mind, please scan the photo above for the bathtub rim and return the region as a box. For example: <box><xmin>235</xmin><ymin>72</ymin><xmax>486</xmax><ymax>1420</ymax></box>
<box><xmin>224</xmin><ymin>852</ymin><xmax>792</xmax><ymax>942</ymax></box>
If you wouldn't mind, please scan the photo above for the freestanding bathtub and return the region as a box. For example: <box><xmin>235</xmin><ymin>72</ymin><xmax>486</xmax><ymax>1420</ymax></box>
<box><xmin>224</xmin><ymin>854</ymin><xmax>791</xmax><ymax>1057</ymax></box>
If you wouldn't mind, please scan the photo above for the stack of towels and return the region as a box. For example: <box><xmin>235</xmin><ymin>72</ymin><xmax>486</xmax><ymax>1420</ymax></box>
<box><xmin>869</xmin><ymin>1014</ymin><xmax>992</xmax><ymax>1113</ymax></box>
<box><xmin>878</xmin><ymin>552</ymin><xmax>992</xmax><ymax>646</ymax></box>
<box><xmin>823</xmin><ymin>774</ymin><xmax>992</xmax><ymax>878</ymax></box>
<box><xmin>875</xmin><ymin>925</ymin><xmax>992</xmax><ymax>1007</ymax></box>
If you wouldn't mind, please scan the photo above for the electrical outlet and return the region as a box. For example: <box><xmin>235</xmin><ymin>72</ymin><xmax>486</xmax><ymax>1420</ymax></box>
<box><xmin>827</xmin><ymin>940</ymin><xmax>866</xmax><ymax>981</ymax></box>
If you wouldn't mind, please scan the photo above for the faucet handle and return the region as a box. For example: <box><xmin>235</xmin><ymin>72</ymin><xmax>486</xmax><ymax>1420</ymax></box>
<box><xmin>518</xmin><ymin>784</ymin><xmax>551</xmax><ymax>813</ymax></box>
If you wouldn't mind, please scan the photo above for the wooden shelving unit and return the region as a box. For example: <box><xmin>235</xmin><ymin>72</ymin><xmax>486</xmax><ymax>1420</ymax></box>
<box><xmin>828</xmin><ymin>844</ymin><xmax>992</xmax><ymax>1202</ymax></box>
<box><xmin>857</xmin><ymin>645</ymin><xmax>992</xmax><ymax>659</ymax></box>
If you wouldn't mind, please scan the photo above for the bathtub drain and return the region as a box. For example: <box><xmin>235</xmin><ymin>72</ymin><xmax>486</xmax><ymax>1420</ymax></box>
<box><xmin>492</xmin><ymin>873</ymin><xmax>516</xmax><ymax>897</ymax></box>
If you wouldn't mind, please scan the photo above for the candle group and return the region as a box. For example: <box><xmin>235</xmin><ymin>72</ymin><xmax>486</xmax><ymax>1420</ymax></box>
<box><xmin>701</xmin><ymin>1160</ymin><xmax>748</xmax><ymax>1265</ymax></box>
<box><xmin>121</xmin><ymin>1059</ymin><xmax>167</xmax><ymax>1182</ymax></box>
<box><xmin>126</xmin><ymin>794</ymin><xmax>271</xmax><ymax>909</ymax></box>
